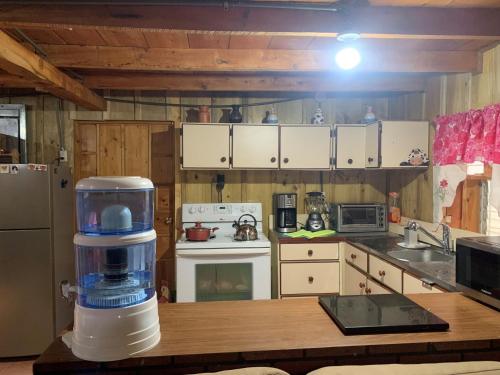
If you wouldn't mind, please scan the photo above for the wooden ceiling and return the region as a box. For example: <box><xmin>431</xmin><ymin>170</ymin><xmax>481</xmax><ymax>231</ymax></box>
<box><xmin>0</xmin><ymin>2</ymin><xmax>499</xmax><ymax>109</ymax></box>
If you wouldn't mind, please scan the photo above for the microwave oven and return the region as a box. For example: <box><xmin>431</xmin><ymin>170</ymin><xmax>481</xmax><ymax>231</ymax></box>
<box><xmin>329</xmin><ymin>203</ymin><xmax>387</xmax><ymax>233</ymax></box>
<box><xmin>456</xmin><ymin>236</ymin><xmax>500</xmax><ymax>310</ymax></box>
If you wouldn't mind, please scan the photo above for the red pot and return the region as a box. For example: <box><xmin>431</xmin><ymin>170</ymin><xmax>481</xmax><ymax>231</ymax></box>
<box><xmin>181</xmin><ymin>222</ymin><xmax>219</xmax><ymax>241</ymax></box>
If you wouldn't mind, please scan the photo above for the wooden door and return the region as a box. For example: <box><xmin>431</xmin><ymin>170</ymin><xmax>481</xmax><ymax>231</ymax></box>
<box><xmin>342</xmin><ymin>263</ymin><xmax>366</xmax><ymax>296</ymax></box>
<box><xmin>232</xmin><ymin>124</ymin><xmax>279</xmax><ymax>169</ymax></box>
<box><xmin>280</xmin><ymin>125</ymin><xmax>331</xmax><ymax>169</ymax></box>
<box><xmin>335</xmin><ymin>125</ymin><xmax>366</xmax><ymax>169</ymax></box>
<box><xmin>380</xmin><ymin>121</ymin><xmax>429</xmax><ymax>168</ymax></box>
<box><xmin>75</xmin><ymin>120</ymin><xmax>176</xmax><ymax>295</ymax></box>
<box><xmin>365</xmin><ymin>122</ymin><xmax>380</xmax><ymax>168</ymax></box>
<box><xmin>181</xmin><ymin>123</ymin><xmax>230</xmax><ymax>169</ymax></box>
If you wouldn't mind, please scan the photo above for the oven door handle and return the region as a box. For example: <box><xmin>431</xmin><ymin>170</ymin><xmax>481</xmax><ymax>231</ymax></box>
<box><xmin>176</xmin><ymin>249</ymin><xmax>270</xmax><ymax>256</ymax></box>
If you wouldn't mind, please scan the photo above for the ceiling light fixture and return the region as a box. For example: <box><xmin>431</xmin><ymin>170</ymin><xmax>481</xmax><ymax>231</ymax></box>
<box><xmin>335</xmin><ymin>47</ymin><xmax>361</xmax><ymax>70</ymax></box>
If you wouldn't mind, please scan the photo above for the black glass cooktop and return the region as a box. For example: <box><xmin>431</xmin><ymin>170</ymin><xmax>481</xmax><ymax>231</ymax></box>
<box><xmin>319</xmin><ymin>294</ymin><xmax>449</xmax><ymax>335</ymax></box>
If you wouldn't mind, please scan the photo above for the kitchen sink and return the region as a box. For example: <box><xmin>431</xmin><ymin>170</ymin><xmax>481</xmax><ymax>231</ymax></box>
<box><xmin>387</xmin><ymin>249</ymin><xmax>453</xmax><ymax>263</ymax></box>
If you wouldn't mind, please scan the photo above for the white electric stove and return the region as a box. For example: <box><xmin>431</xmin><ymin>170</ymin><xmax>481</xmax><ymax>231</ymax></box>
<box><xmin>176</xmin><ymin>203</ymin><xmax>271</xmax><ymax>303</ymax></box>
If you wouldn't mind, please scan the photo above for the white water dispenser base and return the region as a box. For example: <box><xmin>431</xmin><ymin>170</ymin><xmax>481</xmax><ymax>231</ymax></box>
<box><xmin>64</xmin><ymin>293</ymin><xmax>160</xmax><ymax>362</ymax></box>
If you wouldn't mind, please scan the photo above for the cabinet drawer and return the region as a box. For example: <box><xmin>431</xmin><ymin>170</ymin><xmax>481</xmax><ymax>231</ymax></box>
<box><xmin>369</xmin><ymin>256</ymin><xmax>402</xmax><ymax>293</ymax></box>
<box><xmin>281</xmin><ymin>262</ymin><xmax>339</xmax><ymax>295</ymax></box>
<box><xmin>344</xmin><ymin>243</ymin><xmax>368</xmax><ymax>272</ymax></box>
<box><xmin>280</xmin><ymin>243</ymin><xmax>339</xmax><ymax>261</ymax></box>
<box><xmin>403</xmin><ymin>273</ymin><xmax>444</xmax><ymax>294</ymax></box>
<box><xmin>342</xmin><ymin>263</ymin><xmax>367</xmax><ymax>296</ymax></box>
<box><xmin>365</xmin><ymin>279</ymin><xmax>392</xmax><ymax>295</ymax></box>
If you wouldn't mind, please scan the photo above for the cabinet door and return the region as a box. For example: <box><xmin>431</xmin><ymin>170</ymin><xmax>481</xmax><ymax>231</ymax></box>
<box><xmin>281</xmin><ymin>262</ymin><xmax>339</xmax><ymax>295</ymax></box>
<box><xmin>182</xmin><ymin>123</ymin><xmax>230</xmax><ymax>169</ymax></box>
<box><xmin>336</xmin><ymin>125</ymin><xmax>366</xmax><ymax>169</ymax></box>
<box><xmin>368</xmin><ymin>255</ymin><xmax>403</xmax><ymax>293</ymax></box>
<box><xmin>365</xmin><ymin>279</ymin><xmax>392</xmax><ymax>295</ymax></box>
<box><xmin>124</xmin><ymin>124</ymin><xmax>149</xmax><ymax>177</ymax></box>
<box><xmin>98</xmin><ymin>124</ymin><xmax>123</xmax><ymax>175</ymax></box>
<box><xmin>342</xmin><ymin>263</ymin><xmax>367</xmax><ymax>296</ymax></box>
<box><xmin>380</xmin><ymin>121</ymin><xmax>429</xmax><ymax>168</ymax></box>
<box><xmin>232</xmin><ymin>125</ymin><xmax>279</xmax><ymax>169</ymax></box>
<box><xmin>365</xmin><ymin>122</ymin><xmax>380</xmax><ymax>168</ymax></box>
<box><xmin>280</xmin><ymin>126</ymin><xmax>331</xmax><ymax>169</ymax></box>
<box><xmin>403</xmin><ymin>273</ymin><xmax>444</xmax><ymax>294</ymax></box>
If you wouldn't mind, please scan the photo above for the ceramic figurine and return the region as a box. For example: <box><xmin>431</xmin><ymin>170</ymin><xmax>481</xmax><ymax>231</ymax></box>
<box><xmin>311</xmin><ymin>104</ymin><xmax>325</xmax><ymax>124</ymax></box>
<box><xmin>400</xmin><ymin>148</ymin><xmax>430</xmax><ymax>166</ymax></box>
<box><xmin>267</xmin><ymin>106</ymin><xmax>278</xmax><ymax>124</ymax></box>
<box><xmin>362</xmin><ymin>105</ymin><xmax>377</xmax><ymax>124</ymax></box>
<box><xmin>229</xmin><ymin>105</ymin><xmax>243</xmax><ymax>123</ymax></box>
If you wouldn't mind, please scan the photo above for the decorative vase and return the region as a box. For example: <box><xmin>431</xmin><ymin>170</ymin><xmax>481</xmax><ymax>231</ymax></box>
<box><xmin>267</xmin><ymin>106</ymin><xmax>278</xmax><ymax>124</ymax></box>
<box><xmin>311</xmin><ymin>104</ymin><xmax>324</xmax><ymax>124</ymax></box>
<box><xmin>186</xmin><ymin>108</ymin><xmax>199</xmax><ymax>122</ymax></box>
<box><xmin>219</xmin><ymin>109</ymin><xmax>231</xmax><ymax>123</ymax></box>
<box><xmin>362</xmin><ymin>105</ymin><xmax>377</xmax><ymax>124</ymax></box>
<box><xmin>198</xmin><ymin>105</ymin><xmax>210</xmax><ymax>123</ymax></box>
<box><xmin>229</xmin><ymin>105</ymin><xmax>243</xmax><ymax>123</ymax></box>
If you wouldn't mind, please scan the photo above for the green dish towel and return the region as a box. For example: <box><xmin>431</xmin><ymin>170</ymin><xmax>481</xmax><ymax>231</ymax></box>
<box><xmin>284</xmin><ymin>229</ymin><xmax>336</xmax><ymax>239</ymax></box>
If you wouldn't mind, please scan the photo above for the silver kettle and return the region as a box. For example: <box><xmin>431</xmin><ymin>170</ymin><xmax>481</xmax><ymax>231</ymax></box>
<box><xmin>233</xmin><ymin>214</ymin><xmax>259</xmax><ymax>241</ymax></box>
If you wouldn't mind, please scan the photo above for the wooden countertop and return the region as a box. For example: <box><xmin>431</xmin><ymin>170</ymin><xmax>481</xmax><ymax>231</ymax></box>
<box><xmin>34</xmin><ymin>293</ymin><xmax>500</xmax><ymax>374</ymax></box>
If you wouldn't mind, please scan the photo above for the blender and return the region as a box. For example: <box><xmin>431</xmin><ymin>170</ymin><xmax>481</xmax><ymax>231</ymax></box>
<box><xmin>305</xmin><ymin>192</ymin><xmax>328</xmax><ymax>232</ymax></box>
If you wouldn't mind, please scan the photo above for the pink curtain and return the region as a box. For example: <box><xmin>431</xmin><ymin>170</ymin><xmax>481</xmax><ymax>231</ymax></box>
<box><xmin>433</xmin><ymin>104</ymin><xmax>500</xmax><ymax>165</ymax></box>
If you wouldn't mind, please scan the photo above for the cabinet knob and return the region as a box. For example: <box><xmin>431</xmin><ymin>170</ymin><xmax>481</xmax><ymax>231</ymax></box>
<box><xmin>220</xmin><ymin>156</ymin><xmax>227</xmax><ymax>162</ymax></box>
<box><xmin>308</xmin><ymin>249</ymin><xmax>313</xmax><ymax>256</ymax></box>
<box><xmin>308</xmin><ymin>276</ymin><xmax>314</xmax><ymax>283</ymax></box>
<box><xmin>368</xmin><ymin>157</ymin><xmax>374</xmax><ymax>163</ymax></box>
<box><xmin>359</xmin><ymin>282</ymin><xmax>366</xmax><ymax>288</ymax></box>
<box><xmin>164</xmin><ymin>217</ymin><xmax>172</xmax><ymax>224</ymax></box>
<box><xmin>350</xmin><ymin>253</ymin><xmax>357</xmax><ymax>260</ymax></box>
<box><xmin>365</xmin><ymin>288</ymin><xmax>372</xmax><ymax>294</ymax></box>
<box><xmin>270</xmin><ymin>157</ymin><xmax>276</xmax><ymax>163</ymax></box>
<box><xmin>378</xmin><ymin>270</ymin><xmax>386</xmax><ymax>277</ymax></box>
<box><xmin>283</xmin><ymin>157</ymin><xmax>289</xmax><ymax>164</ymax></box>
<box><xmin>348</xmin><ymin>158</ymin><xmax>353</xmax><ymax>164</ymax></box>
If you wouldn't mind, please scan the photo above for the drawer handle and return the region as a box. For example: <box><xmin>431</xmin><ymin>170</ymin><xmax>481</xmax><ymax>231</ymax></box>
<box><xmin>270</xmin><ymin>157</ymin><xmax>276</xmax><ymax>163</ymax></box>
<box><xmin>359</xmin><ymin>282</ymin><xmax>366</xmax><ymax>288</ymax></box>
<box><xmin>348</xmin><ymin>158</ymin><xmax>353</xmax><ymax>164</ymax></box>
<box><xmin>308</xmin><ymin>249</ymin><xmax>313</xmax><ymax>256</ymax></box>
<box><xmin>283</xmin><ymin>157</ymin><xmax>289</xmax><ymax>164</ymax></box>
<box><xmin>308</xmin><ymin>276</ymin><xmax>314</xmax><ymax>283</ymax></box>
<box><xmin>220</xmin><ymin>156</ymin><xmax>227</xmax><ymax>162</ymax></box>
<box><xmin>365</xmin><ymin>287</ymin><xmax>372</xmax><ymax>294</ymax></box>
<box><xmin>350</xmin><ymin>253</ymin><xmax>357</xmax><ymax>260</ymax></box>
<box><xmin>378</xmin><ymin>270</ymin><xmax>386</xmax><ymax>277</ymax></box>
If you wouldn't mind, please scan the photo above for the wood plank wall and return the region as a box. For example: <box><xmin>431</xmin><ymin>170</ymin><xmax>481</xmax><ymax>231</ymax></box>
<box><xmin>0</xmin><ymin>90</ymin><xmax>430</xmax><ymax>234</ymax></box>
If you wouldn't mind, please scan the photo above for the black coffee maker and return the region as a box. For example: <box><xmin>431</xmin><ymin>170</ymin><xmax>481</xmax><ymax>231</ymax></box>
<box><xmin>305</xmin><ymin>192</ymin><xmax>328</xmax><ymax>232</ymax></box>
<box><xmin>273</xmin><ymin>193</ymin><xmax>297</xmax><ymax>233</ymax></box>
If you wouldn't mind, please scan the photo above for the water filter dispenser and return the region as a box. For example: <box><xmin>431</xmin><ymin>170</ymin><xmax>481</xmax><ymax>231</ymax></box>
<box><xmin>62</xmin><ymin>176</ymin><xmax>160</xmax><ymax>362</ymax></box>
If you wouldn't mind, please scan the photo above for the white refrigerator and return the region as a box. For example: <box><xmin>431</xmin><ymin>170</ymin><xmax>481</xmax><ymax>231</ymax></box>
<box><xmin>0</xmin><ymin>164</ymin><xmax>74</xmax><ymax>357</ymax></box>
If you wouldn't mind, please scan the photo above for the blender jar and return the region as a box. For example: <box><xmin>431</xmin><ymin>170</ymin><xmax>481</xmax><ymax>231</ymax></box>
<box><xmin>76</xmin><ymin>177</ymin><xmax>154</xmax><ymax>235</ymax></box>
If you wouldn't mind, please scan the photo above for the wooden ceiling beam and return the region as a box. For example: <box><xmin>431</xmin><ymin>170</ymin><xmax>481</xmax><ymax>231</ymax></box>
<box><xmin>42</xmin><ymin>45</ymin><xmax>480</xmax><ymax>73</ymax></box>
<box><xmin>80</xmin><ymin>72</ymin><xmax>426</xmax><ymax>92</ymax></box>
<box><xmin>0</xmin><ymin>31</ymin><xmax>106</xmax><ymax>110</ymax></box>
<box><xmin>1</xmin><ymin>5</ymin><xmax>500</xmax><ymax>40</ymax></box>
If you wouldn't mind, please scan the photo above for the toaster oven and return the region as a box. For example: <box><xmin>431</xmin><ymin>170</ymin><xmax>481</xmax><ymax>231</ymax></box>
<box><xmin>329</xmin><ymin>203</ymin><xmax>387</xmax><ymax>233</ymax></box>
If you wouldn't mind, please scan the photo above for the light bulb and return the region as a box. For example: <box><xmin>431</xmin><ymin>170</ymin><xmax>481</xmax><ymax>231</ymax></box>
<box><xmin>335</xmin><ymin>47</ymin><xmax>361</xmax><ymax>70</ymax></box>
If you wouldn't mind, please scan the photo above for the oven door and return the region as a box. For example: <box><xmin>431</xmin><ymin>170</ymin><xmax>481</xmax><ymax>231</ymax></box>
<box><xmin>176</xmin><ymin>248</ymin><xmax>271</xmax><ymax>303</ymax></box>
<box><xmin>339</xmin><ymin>205</ymin><xmax>385</xmax><ymax>232</ymax></box>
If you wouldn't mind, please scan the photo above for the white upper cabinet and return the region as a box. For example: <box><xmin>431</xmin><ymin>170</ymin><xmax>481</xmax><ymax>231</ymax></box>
<box><xmin>335</xmin><ymin>125</ymin><xmax>366</xmax><ymax>169</ymax></box>
<box><xmin>280</xmin><ymin>125</ymin><xmax>331</xmax><ymax>170</ymax></box>
<box><xmin>232</xmin><ymin>124</ymin><xmax>279</xmax><ymax>169</ymax></box>
<box><xmin>181</xmin><ymin>123</ymin><xmax>230</xmax><ymax>169</ymax></box>
<box><xmin>365</xmin><ymin>122</ymin><xmax>381</xmax><ymax>168</ymax></box>
<box><xmin>380</xmin><ymin>121</ymin><xmax>429</xmax><ymax>168</ymax></box>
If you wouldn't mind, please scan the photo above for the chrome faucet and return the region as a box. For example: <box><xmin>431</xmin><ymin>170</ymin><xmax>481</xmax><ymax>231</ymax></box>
<box><xmin>407</xmin><ymin>221</ymin><xmax>453</xmax><ymax>255</ymax></box>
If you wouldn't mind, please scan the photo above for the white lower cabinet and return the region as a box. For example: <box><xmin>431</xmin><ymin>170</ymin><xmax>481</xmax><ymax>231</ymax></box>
<box><xmin>368</xmin><ymin>255</ymin><xmax>403</xmax><ymax>293</ymax></box>
<box><xmin>281</xmin><ymin>262</ymin><xmax>340</xmax><ymax>295</ymax></box>
<box><xmin>403</xmin><ymin>273</ymin><xmax>444</xmax><ymax>294</ymax></box>
<box><xmin>342</xmin><ymin>263</ymin><xmax>367</xmax><ymax>296</ymax></box>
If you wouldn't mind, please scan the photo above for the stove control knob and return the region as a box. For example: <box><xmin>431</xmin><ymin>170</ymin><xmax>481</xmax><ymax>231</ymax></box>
<box><xmin>189</xmin><ymin>206</ymin><xmax>197</xmax><ymax>214</ymax></box>
<box><xmin>198</xmin><ymin>206</ymin><xmax>206</xmax><ymax>213</ymax></box>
